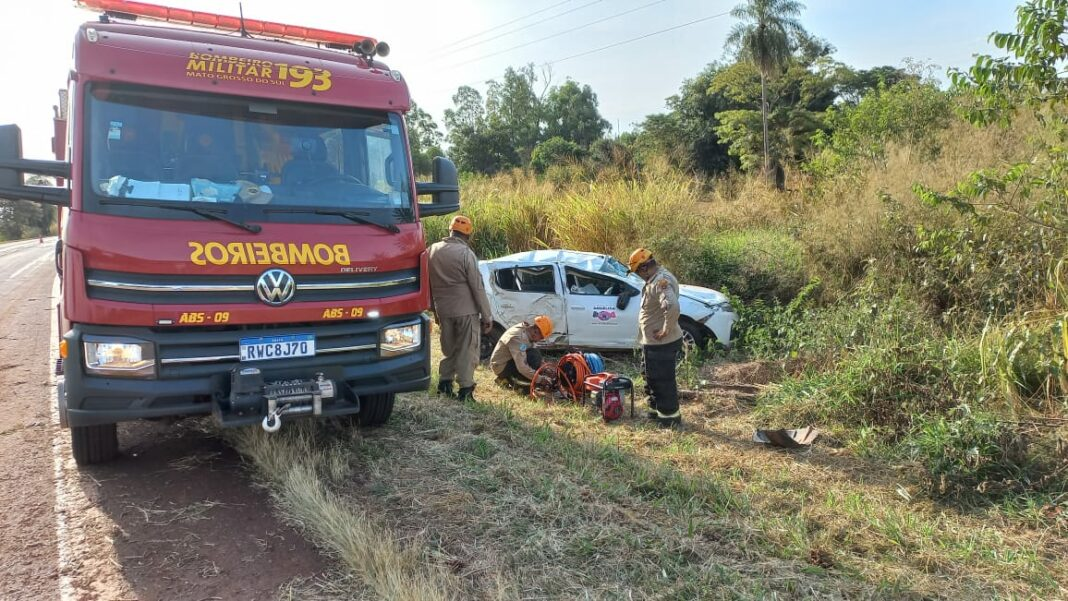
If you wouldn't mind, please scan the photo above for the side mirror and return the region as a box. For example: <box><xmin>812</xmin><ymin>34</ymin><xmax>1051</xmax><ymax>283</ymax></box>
<box><xmin>415</xmin><ymin>156</ymin><xmax>460</xmax><ymax>217</ymax></box>
<box><xmin>616</xmin><ymin>288</ymin><xmax>638</xmax><ymax>311</ymax></box>
<box><xmin>0</xmin><ymin>124</ymin><xmax>71</xmax><ymax>207</ymax></box>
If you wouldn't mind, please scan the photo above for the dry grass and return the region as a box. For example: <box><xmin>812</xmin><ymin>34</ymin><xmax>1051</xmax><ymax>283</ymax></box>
<box><xmin>230</xmin><ymin>426</ymin><xmax>463</xmax><ymax>601</ymax></box>
<box><xmin>794</xmin><ymin>115</ymin><xmax>1041</xmax><ymax>296</ymax></box>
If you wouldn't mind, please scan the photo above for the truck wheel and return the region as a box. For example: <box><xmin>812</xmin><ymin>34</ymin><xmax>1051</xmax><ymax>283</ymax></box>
<box><xmin>480</xmin><ymin>325</ymin><xmax>504</xmax><ymax>362</ymax></box>
<box><xmin>357</xmin><ymin>393</ymin><xmax>395</xmax><ymax>427</ymax></box>
<box><xmin>70</xmin><ymin>423</ymin><xmax>118</xmax><ymax>465</ymax></box>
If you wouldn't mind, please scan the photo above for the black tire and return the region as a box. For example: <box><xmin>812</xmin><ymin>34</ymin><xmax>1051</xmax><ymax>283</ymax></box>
<box><xmin>70</xmin><ymin>423</ymin><xmax>118</xmax><ymax>465</ymax></box>
<box><xmin>479</xmin><ymin>324</ymin><xmax>505</xmax><ymax>362</ymax></box>
<box><xmin>680</xmin><ymin>320</ymin><xmax>707</xmax><ymax>350</ymax></box>
<box><xmin>357</xmin><ymin>392</ymin><xmax>395</xmax><ymax>427</ymax></box>
<box><xmin>677</xmin><ymin>320</ymin><xmax>707</xmax><ymax>366</ymax></box>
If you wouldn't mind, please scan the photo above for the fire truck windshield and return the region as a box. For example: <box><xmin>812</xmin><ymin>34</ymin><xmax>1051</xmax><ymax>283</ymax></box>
<box><xmin>85</xmin><ymin>84</ymin><xmax>413</xmax><ymax>215</ymax></box>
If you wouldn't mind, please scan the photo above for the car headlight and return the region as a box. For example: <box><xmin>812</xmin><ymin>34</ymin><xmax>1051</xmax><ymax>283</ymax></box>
<box><xmin>83</xmin><ymin>336</ymin><xmax>156</xmax><ymax>378</ymax></box>
<box><xmin>380</xmin><ymin>323</ymin><xmax>421</xmax><ymax>357</ymax></box>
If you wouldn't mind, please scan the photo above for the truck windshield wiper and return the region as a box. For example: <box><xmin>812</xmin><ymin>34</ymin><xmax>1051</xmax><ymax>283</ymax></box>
<box><xmin>266</xmin><ymin>208</ymin><xmax>400</xmax><ymax>234</ymax></box>
<box><xmin>100</xmin><ymin>199</ymin><xmax>262</xmax><ymax>233</ymax></box>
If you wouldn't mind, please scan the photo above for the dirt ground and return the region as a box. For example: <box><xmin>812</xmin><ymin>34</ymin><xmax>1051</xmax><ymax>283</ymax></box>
<box><xmin>0</xmin><ymin>239</ymin><xmax>327</xmax><ymax>600</ymax></box>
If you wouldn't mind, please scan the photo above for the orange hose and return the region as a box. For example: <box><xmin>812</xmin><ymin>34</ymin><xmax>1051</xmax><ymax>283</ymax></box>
<box><xmin>556</xmin><ymin>353</ymin><xmax>591</xmax><ymax>403</ymax></box>
<box><xmin>529</xmin><ymin>362</ymin><xmax>557</xmax><ymax>400</ymax></box>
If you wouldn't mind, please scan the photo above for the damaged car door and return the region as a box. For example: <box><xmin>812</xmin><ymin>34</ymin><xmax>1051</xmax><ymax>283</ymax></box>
<box><xmin>483</xmin><ymin>262</ymin><xmax>567</xmax><ymax>344</ymax></box>
<box><xmin>563</xmin><ymin>267</ymin><xmax>639</xmax><ymax>348</ymax></box>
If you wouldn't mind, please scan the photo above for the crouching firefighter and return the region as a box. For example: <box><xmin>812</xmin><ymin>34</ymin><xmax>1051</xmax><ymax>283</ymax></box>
<box><xmin>626</xmin><ymin>248</ymin><xmax>683</xmax><ymax>428</ymax></box>
<box><xmin>490</xmin><ymin>316</ymin><xmax>553</xmax><ymax>389</ymax></box>
<box><xmin>428</xmin><ymin>216</ymin><xmax>495</xmax><ymax>402</ymax></box>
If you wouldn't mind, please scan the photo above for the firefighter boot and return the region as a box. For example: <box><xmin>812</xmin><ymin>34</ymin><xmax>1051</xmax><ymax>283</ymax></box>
<box><xmin>437</xmin><ymin>380</ymin><xmax>455</xmax><ymax>398</ymax></box>
<box><xmin>655</xmin><ymin>410</ymin><xmax>682</xmax><ymax>429</ymax></box>
<box><xmin>456</xmin><ymin>385</ymin><xmax>477</xmax><ymax>402</ymax></box>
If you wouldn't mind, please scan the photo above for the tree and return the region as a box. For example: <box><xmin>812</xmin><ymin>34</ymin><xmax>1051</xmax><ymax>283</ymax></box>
<box><xmin>725</xmin><ymin>0</ymin><xmax>806</xmax><ymax>179</ymax></box>
<box><xmin>709</xmin><ymin>51</ymin><xmax>836</xmax><ymax>172</ymax></box>
<box><xmin>543</xmin><ymin>81</ymin><xmax>610</xmax><ymax>148</ymax></box>
<box><xmin>834</xmin><ymin>65</ymin><xmax>915</xmax><ymax>105</ymax></box>
<box><xmin>530</xmin><ymin>136</ymin><xmax>585</xmax><ymax>173</ymax></box>
<box><xmin>443</xmin><ymin>68</ymin><xmax>610</xmax><ymax>174</ymax></box>
<box><xmin>634</xmin><ymin>64</ymin><xmax>736</xmax><ymax>174</ymax></box>
<box><xmin>444</xmin><ymin>86</ymin><xmax>522</xmax><ymax>174</ymax></box>
<box><xmin>485</xmin><ymin>65</ymin><xmax>545</xmax><ymax>164</ymax></box>
<box><xmin>811</xmin><ymin>78</ymin><xmax>950</xmax><ymax>173</ymax></box>
<box><xmin>406</xmin><ymin>102</ymin><xmax>445</xmax><ymax>176</ymax></box>
<box><xmin>443</xmin><ymin>86</ymin><xmax>485</xmax><ymax>133</ymax></box>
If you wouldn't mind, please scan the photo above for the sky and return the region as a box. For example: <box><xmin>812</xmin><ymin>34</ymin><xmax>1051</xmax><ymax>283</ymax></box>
<box><xmin>0</xmin><ymin>0</ymin><xmax>1018</xmax><ymax>159</ymax></box>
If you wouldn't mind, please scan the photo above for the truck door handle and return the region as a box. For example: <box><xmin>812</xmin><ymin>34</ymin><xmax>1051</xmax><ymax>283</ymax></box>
<box><xmin>570</xmin><ymin>306</ymin><xmax>583</xmax><ymax>310</ymax></box>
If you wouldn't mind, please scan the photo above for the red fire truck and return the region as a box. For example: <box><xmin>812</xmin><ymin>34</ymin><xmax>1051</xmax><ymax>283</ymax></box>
<box><xmin>0</xmin><ymin>0</ymin><xmax>460</xmax><ymax>464</ymax></box>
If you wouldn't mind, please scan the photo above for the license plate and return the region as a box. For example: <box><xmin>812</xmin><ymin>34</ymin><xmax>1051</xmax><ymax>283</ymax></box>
<box><xmin>239</xmin><ymin>334</ymin><xmax>315</xmax><ymax>362</ymax></box>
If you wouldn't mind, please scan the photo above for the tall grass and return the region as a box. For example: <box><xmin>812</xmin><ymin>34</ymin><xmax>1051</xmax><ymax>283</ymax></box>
<box><xmin>424</xmin><ymin>160</ymin><xmax>704</xmax><ymax>269</ymax></box>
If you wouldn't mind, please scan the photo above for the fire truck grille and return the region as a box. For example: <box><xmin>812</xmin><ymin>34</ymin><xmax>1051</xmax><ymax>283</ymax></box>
<box><xmin>84</xmin><ymin>268</ymin><xmax>420</xmax><ymax>305</ymax></box>
<box><xmin>152</xmin><ymin>319</ymin><xmax>394</xmax><ymax>378</ymax></box>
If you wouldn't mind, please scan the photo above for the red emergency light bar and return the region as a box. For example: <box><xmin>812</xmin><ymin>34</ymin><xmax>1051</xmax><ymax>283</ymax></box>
<box><xmin>77</xmin><ymin>0</ymin><xmax>375</xmax><ymax>48</ymax></box>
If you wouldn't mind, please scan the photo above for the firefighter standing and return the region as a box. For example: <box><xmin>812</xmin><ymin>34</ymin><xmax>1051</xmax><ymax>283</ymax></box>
<box><xmin>627</xmin><ymin>248</ymin><xmax>683</xmax><ymax>428</ymax></box>
<box><xmin>489</xmin><ymin>316</ymin><xmax>553</xmax><ymax>388</ymax></box>
<box><xmin>428</xmin><ymin>216</ymin><xmax>494</xmax><ymax>401</ymax></box>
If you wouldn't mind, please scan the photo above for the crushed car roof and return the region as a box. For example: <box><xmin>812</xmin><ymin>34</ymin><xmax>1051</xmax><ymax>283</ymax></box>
<box><xmin>486</xmin><ymin>249</ymin><xmax>610</xmax><ymax>271</ymax></box>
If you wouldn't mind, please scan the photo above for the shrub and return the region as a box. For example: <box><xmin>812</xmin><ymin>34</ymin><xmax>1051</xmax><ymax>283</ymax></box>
<box><xmin>750</xmin><ymin>284</ymin><xmax>983</xmax><ymax>432</ymax></box>
<box><xmin>679</xmin><ymin>229</ymin><xmax>806</xmax><ymax>304</ymax></box>
<box><xmin>906</xmin><ymin>408</ymin><xmax>1037</xmax><ymax>498</ymax></box>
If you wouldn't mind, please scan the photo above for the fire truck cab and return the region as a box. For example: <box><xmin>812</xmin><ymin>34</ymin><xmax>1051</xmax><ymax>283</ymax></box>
<box><xmin>0</xmin><ymin>1</ymin><xmax>459</xmax><ymax>464</ymax></box>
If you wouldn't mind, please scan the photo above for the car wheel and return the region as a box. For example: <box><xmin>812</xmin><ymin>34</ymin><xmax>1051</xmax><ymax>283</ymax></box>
<box><xmin>480</xmin><ymin>324</ymin><xmax>504</xmax><ymax>362</ymax></box>
<box><xmin>677</xmin><ymin>320</ymin><xmax>706</xmax><ymax>366</ymax></box>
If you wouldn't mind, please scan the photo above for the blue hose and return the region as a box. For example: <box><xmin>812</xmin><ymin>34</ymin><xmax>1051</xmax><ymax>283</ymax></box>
<box><xmin>583</xmin><ymin>352</ymin><xmax>605</xmax><ymax>374</ymax></box>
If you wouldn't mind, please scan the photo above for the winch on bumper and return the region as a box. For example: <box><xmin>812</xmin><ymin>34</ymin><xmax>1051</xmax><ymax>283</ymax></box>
<box><xmin>227</xmin><ymin>368</ymin><xmax>345</xmax><ymax>432</ymax></box>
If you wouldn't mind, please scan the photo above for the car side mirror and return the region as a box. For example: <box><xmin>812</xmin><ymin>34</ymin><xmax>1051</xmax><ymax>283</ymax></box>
<box><xmin>416</xmin><ymin>156</ymin><xmax>459</xmax><ymax>217</ymax></box>
<box><xmin>616</xmin><ymin>288</ymin><xmax>638</xmax><ymax>311</ymax></box>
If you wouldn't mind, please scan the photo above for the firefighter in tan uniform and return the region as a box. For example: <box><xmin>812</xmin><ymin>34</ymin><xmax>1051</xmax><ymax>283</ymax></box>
<box><xmin>489</xmin><ymin>316</ymin><xmax>553</xmax><ymax>388</ymax></box>
<box><xmin>627</xmin><ymin>248</ymin><xmax>683</xmax><ymax>428</ymax></box>
<box><xmin>428</xmin><ymin>216</ymin><xmax>494</xmax><ymax>401</ymax></box>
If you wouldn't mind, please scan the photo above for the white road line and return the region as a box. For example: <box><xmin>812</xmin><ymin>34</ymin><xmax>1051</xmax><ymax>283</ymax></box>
<box><xmin>49</xmin><ymin>278</ymin><xmax>76</xmax><ymax>601</ymax></box>
<box><xmin>9</xmin><ymin>251</ymin><xmax>52</xmax><ymax>280</ymax></box>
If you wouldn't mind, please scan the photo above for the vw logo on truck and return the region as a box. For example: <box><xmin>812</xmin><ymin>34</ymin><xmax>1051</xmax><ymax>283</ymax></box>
<box><xmin>256</xmin><ymin>269</ymin><xmax>296</xmax><ymax>306</ymax></box>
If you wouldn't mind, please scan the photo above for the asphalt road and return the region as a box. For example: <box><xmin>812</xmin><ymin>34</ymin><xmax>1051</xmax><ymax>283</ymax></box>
<box><xmin>0</xmin><ymin>237</ymin><xmax>323</xmax><ymax>600</ymax></box>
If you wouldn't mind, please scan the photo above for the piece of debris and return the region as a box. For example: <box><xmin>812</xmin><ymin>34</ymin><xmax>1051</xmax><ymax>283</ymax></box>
<box><xmin>752</xmin><ymin>427</ymin><xmax>819</xmax><ymax>448</ymax></box>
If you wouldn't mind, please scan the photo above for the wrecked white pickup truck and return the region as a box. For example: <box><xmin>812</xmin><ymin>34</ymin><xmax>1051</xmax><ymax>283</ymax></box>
<box><xmin>477</xmin><ymin>250</ymin><xmax>737</xmax><ymax>359</ymax></box>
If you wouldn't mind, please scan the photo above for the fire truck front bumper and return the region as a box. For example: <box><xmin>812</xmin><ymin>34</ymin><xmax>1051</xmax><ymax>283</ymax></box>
<box><xmin>61</xmin><ymin>315</ymin><xmax>431</xmax><ymax>428</ymax></box>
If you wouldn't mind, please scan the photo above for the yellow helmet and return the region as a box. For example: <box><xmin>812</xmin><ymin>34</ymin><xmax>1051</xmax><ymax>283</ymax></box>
<box><xmin>533</xmin><ymin>315</ymin><xmax>553</xmax><ymax>338</ymax></box>
<box><xmin>627</xmin><ymin>248</ymin><xmax>653</xmax><ymax>273</ymax></box>
<box><xmin>449</xmin><ymin>215</ymin><xmax>473</xmax><ymax>236</ymax></box>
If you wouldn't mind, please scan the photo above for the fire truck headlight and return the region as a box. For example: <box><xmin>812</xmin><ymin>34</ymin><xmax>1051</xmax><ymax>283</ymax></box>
<box><xmin>380</xmin><ymin>323</ymin><xmax>421</xmax><ymax>357</ymax></box>
<box><xmin>83</xmin><ymin>337</ymin><xmax>156</xmax><ymax>378</ymax></box>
